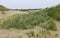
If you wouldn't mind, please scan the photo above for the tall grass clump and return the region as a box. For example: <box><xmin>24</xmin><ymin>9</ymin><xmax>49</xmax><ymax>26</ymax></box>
<box><xmin>0</xmin><ymin>11</ymin><xmax>57</xmax><ymax>30</ymax></box>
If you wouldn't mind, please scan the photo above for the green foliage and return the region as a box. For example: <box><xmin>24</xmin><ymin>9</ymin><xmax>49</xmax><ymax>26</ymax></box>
<box><xmin>0</xmin><ymin>11</ymin><xmax>57</xmax><ymax>30</ymax></box>
<box><xmin>41</xmin><ymin>19</ymin><xmax>57</xmax><ymax>31</ymax></box>
<box><xmin>47</xmin><ymin>4</ymin><xmax>60</xmax><ymax>20</ymax></box>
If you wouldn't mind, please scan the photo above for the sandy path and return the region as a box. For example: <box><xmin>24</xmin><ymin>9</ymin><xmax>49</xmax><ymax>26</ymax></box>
<box><xmin>56</xmin><ymin>21</ymin><xmax>60</xmax><ymax>30</ymax></box>
<box><xmin>55</xmin><ymin>21</ymin><xmax>60</xmax><ymax>38</ymax></box>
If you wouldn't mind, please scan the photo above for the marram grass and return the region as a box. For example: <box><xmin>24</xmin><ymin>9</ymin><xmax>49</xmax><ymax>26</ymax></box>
<box><xmin>0</xmin><ymin>12</ymin><xmax>57</xmax><ymax>30</ymax></box>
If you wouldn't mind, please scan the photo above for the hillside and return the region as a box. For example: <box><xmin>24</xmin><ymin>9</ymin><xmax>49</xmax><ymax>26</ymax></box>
<box><xmin>47</xmin><ymin>4</ymin><xmax>60</xmax><ymax>20</ymax></box>
<box><xmin>0</xmin><ymin>5</ymin><xmax>8</xmax><ymax>11</ymax></box>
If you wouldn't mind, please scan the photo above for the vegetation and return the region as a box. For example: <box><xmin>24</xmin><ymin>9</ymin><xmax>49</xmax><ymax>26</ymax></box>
<box><xmin>26</xmin><ymin>28</ymin><xmax>52</xmax><ymax>38</ymax></box>
<box><xmin>0</xmin><ymin>5</ymin><xmax>9</xmax><ymax>14</ymax></box>
<box><xmin>0</xmin><ymin>4</ymin><xmax>59</xmax><ymax>38</ymax></box>
<box><xmin>0</xmin><ymin>11</ymin><xmax>57</xmax><ymax>30</ymax></box>
<box><xmin>0</xmin><ymin>5</ymin><xmax>8</xmax><ymax>11</ymax></box>
<box><xmin>47</xmin><ymin>4</ymin><xmax>60</xmax><ymax>21</ymax></box>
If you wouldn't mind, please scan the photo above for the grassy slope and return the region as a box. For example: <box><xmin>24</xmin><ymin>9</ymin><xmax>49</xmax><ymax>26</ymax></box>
<box><xmin>47</xmin><ymin>4</ymin><xmax>60</xmax><ymax>21</ymax></box>
<box><xmin>0</xmin><ymin>5</ymin><xmax>8</xmax><ymax>11</ymax></box>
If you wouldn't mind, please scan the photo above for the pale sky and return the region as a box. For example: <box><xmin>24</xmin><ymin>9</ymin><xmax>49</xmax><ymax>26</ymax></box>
<box><xmin>0</xmin><ymin>0</ymin><xmax>60</xmax><ymax>9</ymax></box>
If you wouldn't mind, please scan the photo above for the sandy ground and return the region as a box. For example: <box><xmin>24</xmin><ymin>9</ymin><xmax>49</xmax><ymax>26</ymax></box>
<box><xmin>49</xmin><ymin>21</ymin><xmax>60</xmax><ymax>38</ymax></box>
<box><xmin>55</xmin><ymin>21</ymin><xmax>60</xmax><ymax>38</ymax></box>
<box><xmin>0</xmin><ymin>26</ymin><xmax>41</xmax><ymax>38</ymax></box>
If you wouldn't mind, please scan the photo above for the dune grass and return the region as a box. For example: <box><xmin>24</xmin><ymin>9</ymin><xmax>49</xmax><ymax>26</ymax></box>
<box><xmin>47</xmin><ymin>4</ymin><xmax>60</xmax><ymax>21</ymax></box>
<box><xmin>0</xmin><ymin>11</ymin><xmax>57</xmax><ymax>31</ymax></box>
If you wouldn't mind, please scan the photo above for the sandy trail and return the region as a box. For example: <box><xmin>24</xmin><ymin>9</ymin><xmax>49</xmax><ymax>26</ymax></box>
<box><xmin>55</xmin><ymin>21</ymin><xmax>60</xmax><ymax>38</ymax></box>
<box><xmin>56</xmin><ymin>21</ymin><xmax>60</xmax><ymax>30</ymax></box>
